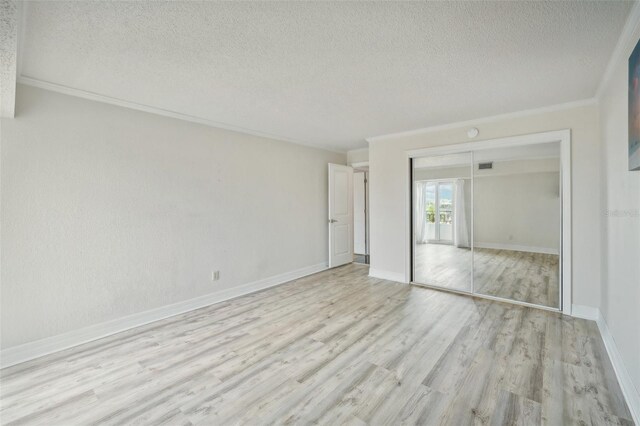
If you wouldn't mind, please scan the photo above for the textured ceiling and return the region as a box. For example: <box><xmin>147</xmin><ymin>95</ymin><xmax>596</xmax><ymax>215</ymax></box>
<box><xmin>20</xmin><ymin>1</ymin><xmax>632</xmax><ymax>151</ymax></box>
<box><xmin>0</xmin><ymin>0</ymin><xmax>18</xmax><ymax>117</ymax></box>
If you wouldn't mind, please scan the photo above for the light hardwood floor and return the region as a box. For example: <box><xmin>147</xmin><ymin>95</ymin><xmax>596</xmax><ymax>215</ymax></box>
<box><xmin>414</xmin><ymin>244</ymin><xmax>559</xmax><ymax>308</ymax></box>
<box><xmin>0</xmin><ymin>264</ymin><xmax>632</xmax><ymax>425</ymax></box>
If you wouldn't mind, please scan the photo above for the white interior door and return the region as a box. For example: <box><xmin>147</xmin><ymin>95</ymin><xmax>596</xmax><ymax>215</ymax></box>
<box><xmin>328</xmin><ymin>164</ymin><xmax>354</xmax><ymax>267</ymax></box>
<box><xmin>354</xmin><ymin>172</ymin><xmax>366</xmax><ymax>254</ymax></box>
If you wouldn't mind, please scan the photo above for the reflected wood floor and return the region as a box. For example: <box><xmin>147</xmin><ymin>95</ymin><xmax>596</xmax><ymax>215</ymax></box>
<box><xmin>414</xmin><ymin>245</ymin><xmax>559</xmax><ymax>308</ymax></box>
<box><xmin>0</xmin><ymin>264</ymin><xmax>632</xmax><ymax>425</ymax></box>
<box><xmin>475</xmin><ymin>248</ymin><xmax>559</xmax><ymax>309</ymax></box>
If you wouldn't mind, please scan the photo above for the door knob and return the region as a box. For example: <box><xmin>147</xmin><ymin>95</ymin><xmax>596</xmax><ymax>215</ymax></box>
<box><xmin>329</xmin><ymin>219</ymin><xmax>338</xmax><ymax>223</ymax></box>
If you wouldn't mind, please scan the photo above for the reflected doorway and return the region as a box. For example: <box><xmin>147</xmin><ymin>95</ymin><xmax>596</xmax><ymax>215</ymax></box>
<box><xmin>353</xmin><ymin>168</ymin><xmax>370</xmax><ymax>265</ymax></box>
<box><xmin>423</xmin><ymin>181</ymin><xmax>454</xmax><ymax>244</ymax></box>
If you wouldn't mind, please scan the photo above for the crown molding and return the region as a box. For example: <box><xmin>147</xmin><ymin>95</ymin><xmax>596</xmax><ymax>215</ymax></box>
<box><xmin>365</xmin><ymin>98</ymin><xmax>596</xmax><ymax>144</ymax></box>
<box><xmin>365</xmin><ymin>1</ymin><xmax>639</xmax><ymax>146</ymax></box>
<box><xmin>596</xmin><ymin>0</ymin><xmax>640</xmax><ymax>100</ymax></box>
<box><xmin>15</xmin><ymin>1</ymin><xmax>344</xmax><ymax>154</ymax></box>
<box><xmin>347</xmin><ymin>147</ymin><xmax>369</xmax><ymax>154</ymax></box>
<box><xmin>16</xmin><ymin>75</ymin><xmax>347</xmax><ymax>154</ymax></box>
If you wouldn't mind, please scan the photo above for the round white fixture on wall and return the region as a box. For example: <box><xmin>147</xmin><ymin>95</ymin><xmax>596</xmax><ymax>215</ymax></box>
<box><xmin>467</xmin><ymin>127</ymin><xmax>479</xmax><ymax>138</ymax></box>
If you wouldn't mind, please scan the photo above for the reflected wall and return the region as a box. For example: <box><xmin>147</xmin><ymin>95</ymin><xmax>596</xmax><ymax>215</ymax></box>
<box><xmin>473</xmin><ymin>143</ymin><xmax>561</xmax><ymax>308</ymax></box>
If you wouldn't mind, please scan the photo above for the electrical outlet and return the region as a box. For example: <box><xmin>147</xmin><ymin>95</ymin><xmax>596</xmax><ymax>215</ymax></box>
<box><xmin>211</xmin><ymin>270</ymin><xmax>220</xmax><ymax>281</ymax></box>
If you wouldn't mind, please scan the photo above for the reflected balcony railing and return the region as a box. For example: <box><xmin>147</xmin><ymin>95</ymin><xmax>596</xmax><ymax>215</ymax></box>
<box><xmin>426</xmin><ymin>211</ymin><xmax>453</xmax><ymax>224</ymax></box>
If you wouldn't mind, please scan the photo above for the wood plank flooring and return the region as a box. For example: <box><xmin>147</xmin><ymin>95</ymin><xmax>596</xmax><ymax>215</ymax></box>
<box><xmin>0</xmin><ymin>264</ymin><xmax>632</xmax><ymax>425</ymax></box>
<box><xmin>414</xmin><ymin>244</ymin><xmax>559</xmax><ymax>308</ymax></box>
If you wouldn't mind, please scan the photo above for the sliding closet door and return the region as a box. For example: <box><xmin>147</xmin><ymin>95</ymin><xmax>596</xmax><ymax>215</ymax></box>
<box><xmin>472</xmin><ymin>142</ymin><xmax>561</xmax><ymax>309</ymax></box>
<box><xmin>413</xmin><ymin>153</ymin><xmax>472</xmax><ymax>292</ymax></box>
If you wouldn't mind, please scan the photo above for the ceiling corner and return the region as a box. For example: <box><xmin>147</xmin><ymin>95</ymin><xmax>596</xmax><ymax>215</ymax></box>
<box><xmin>595</xmin><ymin>0</ymin><xmax>640</xmax><ymax>100</ymax></box>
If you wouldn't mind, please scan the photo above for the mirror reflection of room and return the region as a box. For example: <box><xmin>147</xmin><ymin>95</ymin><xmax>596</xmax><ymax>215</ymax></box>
<box><xmin>473</xmin><ymin>142</ymin><xmax>561</xmax><ymax>308</ymax></box>
<box><xmin>413</xmin><ymin>153</ymin><xmax>472</xmax><ymax>292</ymax></box>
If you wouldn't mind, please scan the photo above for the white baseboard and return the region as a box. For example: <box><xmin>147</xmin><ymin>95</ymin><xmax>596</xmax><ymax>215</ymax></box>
<box><xmin>571</xmin><ymin>304</ymin><xmax>600</xmax><ymax>321</ymax></box>
<box><xmin>474</xmin><ymin>242</ymin><xmax>559</xmax><ymax>255</ymax></box>
<box><xmin>0</xmin><ymin>262</ymin><xmax>328</xmax><ymax>369</ymax></box>
<box><xmin>369</xmin><ymin>268</ymin><xmax>407</xmax><ymax>283</ymax></box>
<box><xmin>595</xmin><ymin>311</ymin><xmax>640</xmax><ymax>425</ymax></box>
<box><xmin>570</xmin><ymin>305</ymin><xmax>639</xmax><ymax>424</ymax></box>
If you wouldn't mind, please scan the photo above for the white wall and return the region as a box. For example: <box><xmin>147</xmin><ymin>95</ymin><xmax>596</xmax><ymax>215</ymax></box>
<box><xmin>474</xmin><ymin>171</ymin><xmax>560</xmax><ymax>253</ymax></box>
<box><xmin>0</xmin><ymin>85</ymin><xmax>345</xmax><ymax>349</ymax></box>
<box><xmin>599</xmin><ymin>25</ymin><xmax>640</xmax><ymax>402</ymax></box>
<box><xmin>413</xmin><ymin>166</ymin><xmax>469</xmax><ymax>181</ymax></box>
<box><xmin>347</xmin><ymin>148</ymin><xmax>369</xmax><ymax>165</ymax></box>
<box><xmin>369</xmin><ymin>103</ymin><xmax>602</xmax><ymax>307</ymax></box>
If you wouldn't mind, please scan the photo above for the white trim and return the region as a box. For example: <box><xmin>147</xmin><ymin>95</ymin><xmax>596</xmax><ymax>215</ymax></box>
<box><xmin>350</xmin><ymin>161</ymin><xmax>369</xmax><ymax>169</ymax></box>
<box><xmin>596</xmin><ymin>1</ymin><xmax>640</xmax><ymax>99</ymax></box>
<box><xmin>559</xmin><ymin>131</ymin><xmax>572</xmax><ymax>316</ymax></box>
<box><xmin>470</xmin><ymin>151</ymin><xmax>475</xmax><ymax>294</ymax></box>
<box><xmin>0</xmin><ymin>262</ymin><xmax>328</xmax><ymax>369</ymax></box>
<box><xmin>405</xmin><ymin>155</ymin><xmax>413</xmax><ymax>285</ymax></box>
<box><xmin>414</xmin><ymin>177</ymin><xmax>465</xmax><ymax>183</ymax></box>
<box><xmin>472</xmin><ymin>169</ymin><xmax>559</xmax><ymax>178</ymax></box>
<box><xmin>571</xmin><ymin>304</ymin><xmax>600</xmax><ymax>321</ymax></box>
<box><xmin>596</xmin><ymin>311</ymin><xmax>640</xmax><ymax>425</ymax></box>
<box><xmin>369</xmin><ymin>268</ymin><xmax>407</xmax><ymax>283</ymax></box>
<box><xmin>406</xmin><ymin>130</ymin><xmax>569</xmax><ymax>159</ymax></box>
<box><xmin>474</xmin><ymin>242</ymin><xmax>559</xmax><ymax>256</ymax></box>
<box><xmin>405</xmin><ymin>130</ymin><xmax>572</xmax><ymax>315</ymax></box>
<box><xmin>15</xmin><ymin>76</ymin><xmax>346</xmax><ymax>154</ymax></box>
<box><xmin>366</xmin><ymin>99</ymin><xmax>595</xmax><ymax>144</ymax></box>
<box><xmin>412</xmin><ymin>282</ymin><xmax>561</xmax><ymax>313</ymax></box>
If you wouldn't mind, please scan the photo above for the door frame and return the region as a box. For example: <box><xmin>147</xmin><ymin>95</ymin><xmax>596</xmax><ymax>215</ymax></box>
<box><xmin>405</xmin><ymin>129</ymin><xmax>572</xmax><ymax>315</ymax></box>
<box><xmin>353</xmin><ymin>163</ymin><xmax>370</xmax><ymax>263</ymax></box>
<box><xmin>353</xmin><ymin>169</ymin><xmax>370</xmax><ymax>256</ymax></box>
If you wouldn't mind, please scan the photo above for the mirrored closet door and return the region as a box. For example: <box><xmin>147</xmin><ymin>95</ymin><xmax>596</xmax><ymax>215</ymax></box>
<box><xmin>412</xmin><ymin>153</ymin><xmax>472</xmax><ymax>293</ymax></box>
<box><xmin>412</xmin><ymin>141</ymin><xmax>562</xmax><ymax>310</ymax></box>
<box><xmin>473</xmin><ymin>142</ymin><xmax>561</xmax><ymax>309</ymax></box>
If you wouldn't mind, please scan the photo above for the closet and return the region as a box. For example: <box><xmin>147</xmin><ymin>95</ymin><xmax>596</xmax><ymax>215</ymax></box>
<box><xmin>411</xmin><ymin>138</ymin><xmax>565</xmax><ymax>311</ymax></box>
